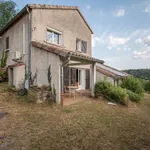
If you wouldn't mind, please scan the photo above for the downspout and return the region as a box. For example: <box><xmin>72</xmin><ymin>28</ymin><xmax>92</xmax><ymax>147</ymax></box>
<box><xmin>26</xmin><ymin>6</ymin><xmax>31</xmax><ymax>89</ymax></box>
<box><xmin>60</xmin><ymin>56</ymin><xmax>70</xmax><ymax>106</ymax></box>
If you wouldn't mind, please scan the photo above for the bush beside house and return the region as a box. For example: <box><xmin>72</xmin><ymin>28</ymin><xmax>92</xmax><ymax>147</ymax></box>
<box><xmin>120</xmin><ymin>77</ymin><xmax>144</xmax><ymax>96</ymax></box>
<box><xmin>143</xmin><ymin>81</ymin><xmax>150</xmax><ymax>93</ymax></box>
<box><xmin>0</xmin><ymin>51</ymin><xmax>8</xmax><ymax>82</ymax></box>
<box><xmin>94</xmin><ymin>77</ymin><xmax>144</xmax><ymax>105</ymax></box>
<box><xmin>94</xmin><ymin>81</ymin><xmax>128</xmax><ymax>105</ymax></box>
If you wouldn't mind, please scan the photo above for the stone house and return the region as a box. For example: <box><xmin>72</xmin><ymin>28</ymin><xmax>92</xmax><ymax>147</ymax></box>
<box><xmin>0</xmin><ymin>4</ymin><xmax>104</xmax><ymax>104</ymax></box>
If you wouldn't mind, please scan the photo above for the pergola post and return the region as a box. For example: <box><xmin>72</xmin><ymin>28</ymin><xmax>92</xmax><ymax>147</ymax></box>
<box><xmin>91</xmin><ymin>62</ymin><xmax>96</xmax><ymax>97</ymax></box>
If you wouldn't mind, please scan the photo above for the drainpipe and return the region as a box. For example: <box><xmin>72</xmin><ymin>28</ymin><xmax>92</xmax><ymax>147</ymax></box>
<box><xmin>60</xmin><ymin>56</ymin><xmax>70</xmax><ymax>106</ymax></box>
<box><xmin>26</xmin><ymin>7</ymin><xmax>31</xmax><ymax>89</ymax></box>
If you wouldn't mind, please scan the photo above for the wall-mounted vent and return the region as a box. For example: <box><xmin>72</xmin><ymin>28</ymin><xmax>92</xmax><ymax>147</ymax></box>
<box><xmin>13</xmin><ymin>51</ymin><xmax>21</xmax><ymax>60</ymax></box>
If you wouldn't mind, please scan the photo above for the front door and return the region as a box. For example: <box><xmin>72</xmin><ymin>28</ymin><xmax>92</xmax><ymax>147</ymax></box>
<box><xmin>78</xmin><ymin>69</ymin><xmax>85</xmax><ymax>89</ymax></box>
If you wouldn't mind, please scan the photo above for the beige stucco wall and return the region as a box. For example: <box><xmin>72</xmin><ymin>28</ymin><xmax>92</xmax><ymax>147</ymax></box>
<box><xmin>31</xmin><ymin>9</ymin><xmax>92</xmax><ymax>56</ymax></box>
<box><xmin>96</xmin><ymin>71</ymin><xmax>114</xmax><ymax>85</ymax></box>
<box><xmin>8</xmin><ymin>65</ymin><xmax>25</xmax><ymax>89</ymax></box>
<box><xmin>31</xmin><ymin>46</ymin><xmax>62</xmax><ymax>104</ymax></box>
<box><xmin>0</xmin><ymin>14</ymin><xmax>29</xmax><ymax>66</ymax></box>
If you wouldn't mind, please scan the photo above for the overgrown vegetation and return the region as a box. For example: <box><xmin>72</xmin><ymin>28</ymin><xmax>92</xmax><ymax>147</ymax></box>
<box><xmin>144</xmin><ymin>81</ymin><xmax>150</xmax><ymax>93</ymax></box>
<box><xmin>0</xmin><ymin>51</ymin><xmax>8</xmax><ymax>82</ymax></box>
<box><xmin>95</xmin><ymin>77</ymin><xmax>144</xmax><ymax>105</ymax></box>
<box><xmin>120</xmin><ymin>77</ymin><xmax>144</xmax><ymax>96</ymax></box>
<box><xmin>94</xmin><ymin>81</ymin><xmax>128</xmax><ymax>105</ymax></box>
<box><xmin>126</xmin><ymin>89</ymin><xmax>142</xmax><ymax>103</ymax></box>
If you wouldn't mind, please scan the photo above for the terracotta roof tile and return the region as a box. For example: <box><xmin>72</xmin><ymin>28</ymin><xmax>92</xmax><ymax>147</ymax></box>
<box><xmin>31</xmin><ymin>40</ymin><xmax>104</xmax><ymax>64</ymax></box>
<box><xmin>96</xmin><ymin>65</ymin><xmax>128</xmax><ymax>79</ymax></box>
<box><xmin>96</xmin><ymin>66</ymin><xmax>116</xmax><ymax>78</ymax></box>
<box><xmin>28</xmin><ymin>4</ymin><xmax>78</xmax><ymax>10</ymax></box>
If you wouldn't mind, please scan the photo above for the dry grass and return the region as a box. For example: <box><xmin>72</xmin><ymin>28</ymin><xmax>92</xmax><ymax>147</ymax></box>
<box><xmin>0</xmin><ymin>83</ymin><xmax>150</xmax><ymax>150</ymax></box>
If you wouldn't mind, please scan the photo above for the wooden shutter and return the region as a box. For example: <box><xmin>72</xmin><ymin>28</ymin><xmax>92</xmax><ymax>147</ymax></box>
<box><xmin>6</xmin><ymin>37</ymin><xmax>9</xmax><ymax>50</ymax></box>
<box><xmin>64</xmin><ymin>67</ymin><xmax>69</xmax><ymax>86</ymax></box>
<box><xmin>71</xmin><ymin>68</ymin><xmax>76</xmax><ymax>85</ymax></box>
<box><xmin>81</xmin><ymin>41</ymin><xmax>87</xmax><ymax>53</ymax></box>
<box><xmin>85</xmin><ymin>69</ymin><xmax>90</xmax><ymax>89</ymax></box>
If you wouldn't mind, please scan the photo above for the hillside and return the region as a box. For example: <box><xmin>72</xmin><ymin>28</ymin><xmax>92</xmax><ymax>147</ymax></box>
<box><xmin>0</xmin><ymin>83</ymin><xmax>150</xmax><ymax>150</ymax></box>
<box><xmin>123</xmin><ymin>69</ymin><xmax>150</xmax><ymax>81</ymax></box>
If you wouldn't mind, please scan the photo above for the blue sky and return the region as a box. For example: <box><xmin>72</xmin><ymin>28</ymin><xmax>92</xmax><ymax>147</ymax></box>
<box><xmin>13</xmin><ymin>0</ymin><xmax>150</xmax><ymax>70</ymax></box>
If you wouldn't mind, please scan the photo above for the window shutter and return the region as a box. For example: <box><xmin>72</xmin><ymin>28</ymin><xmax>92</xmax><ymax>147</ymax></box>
<box><xmin>64</xmin><ymin>67</ymin><xmax>69</xmax><ymax>86</ymax></box>
<box><xmin>71</xmin><ymin>68</ymin><xmax>76</xmax><ymax>85</ymax></box>
<box><xmin>6</xmin><ymin>37</ymin><xmax>9</xmax><ymax>50</ymax></box>
<box><xmin>81</xmin><ymin>41</ymin><xmax>87</xmax><ymax>53</ymax></box>
<box><xmin>85</xmin><ymin>69</ymin><xmax>90</xmax><ymax>89</ymax></box>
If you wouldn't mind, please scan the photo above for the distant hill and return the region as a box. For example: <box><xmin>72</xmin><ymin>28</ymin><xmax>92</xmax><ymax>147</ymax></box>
<box><xmin>123</xmin><ymin>69</ymin><xmax>150</xmax><ymax>81</ymax></box>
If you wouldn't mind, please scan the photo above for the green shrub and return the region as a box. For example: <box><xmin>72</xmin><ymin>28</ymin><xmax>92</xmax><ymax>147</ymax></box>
<box><xmin>94</xmin><ymin>81</ymin><xmax>128</xmax><ymax>105</ymax></box>
<box><xmin>109</xmin><ymin>87</ymin><xmax>128</xmax><ymax>105</ymax></box>
<box><xmin>94</xmin><ymin>81</ymin><xmax>112</xmax><ymax>98</ymax></box>
<box><xmin>144</xmin><ymin>81</ymin><xmax>150</xmax><ymax>93</ymax></box>
<box><xmin>121</xmin><ymin>77</ymin><xmax>144</xmax><ymax>96</ymax></box>
<box><xmin>126</xmin><ymin>90</ymin><xmax>142</xmax><ymax>103</ymax></box>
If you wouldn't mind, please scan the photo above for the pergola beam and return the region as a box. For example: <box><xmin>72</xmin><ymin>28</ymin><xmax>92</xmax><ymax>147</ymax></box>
<box><xmin>68</xmin><ymin>62</ymin><xmax>91</xmax><ymax>66</ymax></box>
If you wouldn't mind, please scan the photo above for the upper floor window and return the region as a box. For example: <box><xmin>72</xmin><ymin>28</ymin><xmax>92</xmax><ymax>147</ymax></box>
<box><xmin>76</xmin><ymin>39</ymin><xmax>87</xmax><ymax>53</ymax></box>
<box><xmin>46</xmin><ymin>27</ymin><xmax>62</xmax><ymax>45</ymax></box>
<box><xmin>76</xmin><ymin>39</ymin><xmax>81</xmax><ymax>51</ymax></box>
<box><xmin>6</xmin><ymin>36</ymin><xmax>9</xmax><ymax>50</ymax></box>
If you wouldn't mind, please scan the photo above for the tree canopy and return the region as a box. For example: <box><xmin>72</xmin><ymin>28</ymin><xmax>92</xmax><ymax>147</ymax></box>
<box><xmin>123</xmin><ymin>69</ymin><xmax>150</xmax><ymax>81</ymax></box>
<box><xmin>0</xmin><ymin>0</ymin><xmax>18</xmax><ymax>31</ymax></box>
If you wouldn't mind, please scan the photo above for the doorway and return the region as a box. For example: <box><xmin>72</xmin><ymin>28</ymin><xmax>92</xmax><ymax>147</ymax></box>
<box><xmin>9</xmin><ymin>68</ymin><xmax>13</xmax><ymax>86</ymax></box>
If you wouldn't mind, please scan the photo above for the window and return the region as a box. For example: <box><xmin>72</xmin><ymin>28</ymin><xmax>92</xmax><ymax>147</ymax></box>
<box><xmin>76</xmin><ymin>39</ymin><xmax>81</xmax><ymax>51</ymax></box>
<box><xmin>76</xmin><ymin>39</ymin><xmax>87</xmax><ymax>53</ymax></box>
<box><xmin>81</xmin><ymin>40</ymin><xmax>87</xmax><ymax>53</ymax></box>
<box><xmin>46</xmin><ymin>28</ymin><xmax>61</xmax><ymax>45</ymax></box>
<box><xmin>6</xmin><ymin>36</ymin><xmax>9</xmax><ymax>50</ymax></box>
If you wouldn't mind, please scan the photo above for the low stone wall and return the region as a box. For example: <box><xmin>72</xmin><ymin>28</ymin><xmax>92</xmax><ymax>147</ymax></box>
<box><xmin>30</xmin><ymin>86</ymin><xmax>56</xmax><ymax>104</ymax></box>
<box><xmin>36</xmin><ymin>89</ymin><xmax>49</xmax><ymax>103</ymax></box>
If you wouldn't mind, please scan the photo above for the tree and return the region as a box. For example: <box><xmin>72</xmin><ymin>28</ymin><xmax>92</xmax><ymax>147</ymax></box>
<box><xmin>0</xmin><ymin>0</ymin><xmax>18</xmax><ymax>30</ymax></box>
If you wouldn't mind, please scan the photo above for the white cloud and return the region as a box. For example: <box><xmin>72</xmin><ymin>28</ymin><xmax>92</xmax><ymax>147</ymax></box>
<box><xmin>135</xmin><ymin>36</ymin><xmax>150</xmax><ymax>46</ymax></box>
<box><xmin>117</xmin><ymin>47</ymin><xmax>121</xmax><ymax>51</ymax></box>
<box><xmin>127</xmin><ymin>29</ymin><xmax>150</xmax><ymax>39</ymax></box>
<box><xmin>113</xmin><ymin>9</ymin><xmax>125</xmax><ymax>17</ymax></box>
<box><xmin>143</xmin><ymin>35</ymin><xmax>150</xmax><ymax>46</ymax></box>
<box><xmin>135</xmin><ymin>38</ymin><xmax>143</xmax><ymax>44</ymax></box>
<box><xmin>123</xmin><ymin>46</ymin><xmax>131</xmax><ymax>52</ymax></box>
<box><xmin>144</xmin><ymin>5</ymin><xmax>150</xmax><ymax>13</ymax></box>
<box><xmin>102</xmin><ymin>57</ymin><xmax>120</xmax><ymax>63</ymax></box>
<box><xmin>133</xmin><ymin>48</ymin><xmax>150</xmax><ymax>59</ymax></box>
<box><xmin>107</xmin><ymin>46</ymin><xmax>112</xmax><ymax>50</ymax></box>
<box><xmin>108</xmin><ymin>36</ymin><xmax>129</xmax><ymax>47</ymax></box>
<box><xmin>83</xmin><ymin>4</ymin><xmax>91</xmax><ymax>12</ymax></box>
<box><xmin>92</xmin><ymin>36</ymin><xmax>104</xmax><ymax>47</ymax></box>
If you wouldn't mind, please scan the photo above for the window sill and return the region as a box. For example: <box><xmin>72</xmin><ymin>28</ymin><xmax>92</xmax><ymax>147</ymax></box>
<box><xmin>76</xmin><ymin>50</ymin><xmax>87</xmax><ymax>54</ymax></box>
<box><xmin>46</xmin><ymin>41</ymin><xmax>62</xmax><ymax>46</ymax></box>
<box><xmin>5</xmin><ymin>49</ymin><xmax>9</xmax><ymax>51</ymax></box>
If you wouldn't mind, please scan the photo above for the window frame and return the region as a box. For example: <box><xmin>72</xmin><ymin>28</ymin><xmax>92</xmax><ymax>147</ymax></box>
<box><xmin>5</xmin><ymin>36</ymin><xmax>9</xmax><ymax>51</ymax></box>
<box><xmin>76</xmin><ymin>39</ymin><xmax>87</xmax><ymax>53</ymax></box>
<box><xmin>46</xmin><ymin>27</ymin><xmax>62</xmax><ymax>45</ymax></box>
<box><xmin>76</xmin><ymin>39</ymin><xmax>81</xmax><ymax>52</ymax></box>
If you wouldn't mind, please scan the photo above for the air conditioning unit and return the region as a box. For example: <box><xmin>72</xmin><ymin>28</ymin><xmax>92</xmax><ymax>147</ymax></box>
<box><xmin>13</xmin><ymin>51</ymin><xmax>21</xmax><ymax>60</ymax></box>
